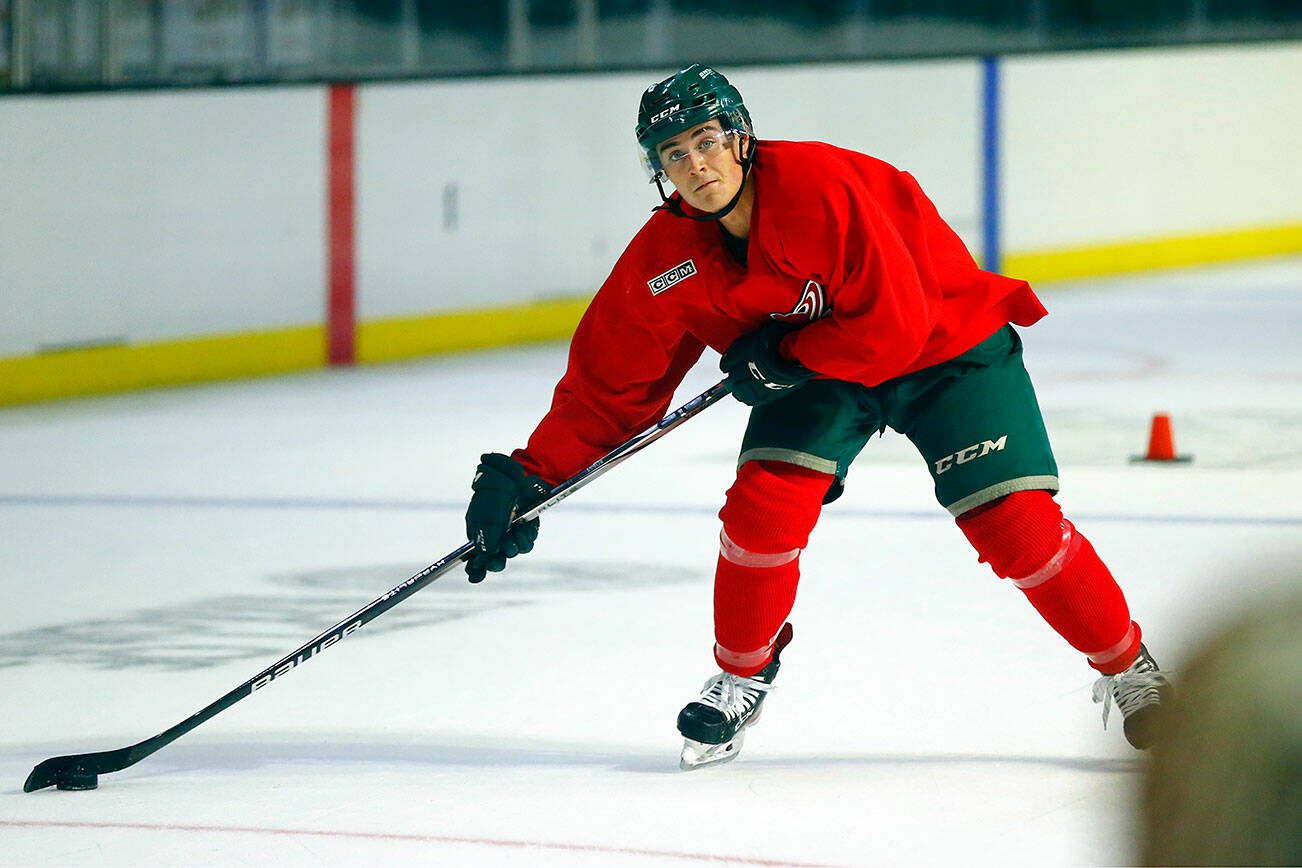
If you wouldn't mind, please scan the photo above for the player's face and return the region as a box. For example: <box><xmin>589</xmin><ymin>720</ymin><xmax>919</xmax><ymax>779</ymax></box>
<box><xmin>657</xmin><ymin>121</ymin><xmax>746</xmax><ymax>213</ymax></box>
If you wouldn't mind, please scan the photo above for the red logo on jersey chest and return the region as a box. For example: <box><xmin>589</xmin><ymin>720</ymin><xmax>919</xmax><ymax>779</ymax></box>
<box><xmin>770</xmin><ymin>280</ymin><xmax>829</xmax><ymax>324</ymax></box>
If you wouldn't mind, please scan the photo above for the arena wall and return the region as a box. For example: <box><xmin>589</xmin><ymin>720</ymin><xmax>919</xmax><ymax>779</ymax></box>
<box><xmin>2</xmin><ymin>42</ymin><xmax>1298</xmax><ymax>403</ymax></box>
<box><xmin>1002</xmin><ymin>42</ymin><xmax>1302</xmax><ymax>281</ymax></box>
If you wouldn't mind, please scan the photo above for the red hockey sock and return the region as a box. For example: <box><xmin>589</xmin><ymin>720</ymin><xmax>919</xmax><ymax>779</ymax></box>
<box><xmin>713</xmin><ymin>460</ymin><xmax>832</xmax><ymax>676</ymax></box>
<box><xmin>957</xmin><ymin>490</ymin><xmax>1141</xmax><ymax>674</ymax></box>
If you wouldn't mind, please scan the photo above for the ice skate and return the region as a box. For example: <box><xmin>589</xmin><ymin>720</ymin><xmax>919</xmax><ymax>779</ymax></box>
<box><xmin>1092</xmin><ymin>643</ymin><xmax>1173</xmax><ymax>749</ymax></box>
<box><xmin>677</xmin><ymin>623</ymin><xmax>793</xmax><ymax>770</ymax></box>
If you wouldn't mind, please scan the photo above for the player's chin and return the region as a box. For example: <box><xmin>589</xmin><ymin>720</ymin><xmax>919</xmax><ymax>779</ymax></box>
<box><xmin>686</xmin><ymin>189</ymin><xmax>730</xmax><ymax>213</ymax></box>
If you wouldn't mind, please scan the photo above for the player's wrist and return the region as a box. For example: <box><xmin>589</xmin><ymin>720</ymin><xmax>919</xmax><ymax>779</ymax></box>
<box><xmin>771</xmin><ymin>334</ymin><xmax>812</xmax><ymax>379</ymax></box>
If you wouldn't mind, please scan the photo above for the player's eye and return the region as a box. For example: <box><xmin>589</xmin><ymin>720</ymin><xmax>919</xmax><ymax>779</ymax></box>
<box><xmin>698</xmin><ymin>138</ymin><xmax>716</xmax><ymax>152</ymax></box>
<box><xmin>667</xmin><ymin>149</ymin><xmax>687</xmax><ymax>163</ymax></box>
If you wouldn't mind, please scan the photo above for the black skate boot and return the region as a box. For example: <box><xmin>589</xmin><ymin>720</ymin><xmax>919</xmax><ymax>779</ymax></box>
<box><xmin>677</xmin><ymin>623</ymin><xmax>793</xmax><ymax>770</ymax></box>
<box><xmin>1092</xmin><ymin>643</ymin><xmax>1173</xmax><ymax>749</ymax></box>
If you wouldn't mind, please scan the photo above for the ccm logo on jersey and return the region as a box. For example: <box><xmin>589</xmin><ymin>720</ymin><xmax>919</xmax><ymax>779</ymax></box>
<box><xmin>771</xmin><ymin>280</ymin><xmax>830</xmax><ymax>324</ymax></box>
<box><xmin>934</xmin><ymin>435</ymin><xmax>1008</xmax><ymax>475</ymax></box>
<box><xmin>647</xmin><ymin>259</ymin><xmax>697</xmax><ymax>295</ymax></box>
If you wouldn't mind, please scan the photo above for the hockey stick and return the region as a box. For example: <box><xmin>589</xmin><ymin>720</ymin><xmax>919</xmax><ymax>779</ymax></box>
<box><xmin>24</xmin><ymin>379</ymin><xmax>732</xmax><ymax>792</ymax></box>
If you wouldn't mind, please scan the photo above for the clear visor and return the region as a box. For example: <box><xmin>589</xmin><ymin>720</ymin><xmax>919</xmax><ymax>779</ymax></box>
<box><xmin>641</xmin><ymin>127</ymin><xmax>741</xmax><ymax>183</ymax></box>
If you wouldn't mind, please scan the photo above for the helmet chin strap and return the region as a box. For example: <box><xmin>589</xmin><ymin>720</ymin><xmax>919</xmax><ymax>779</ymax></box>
<box><xmin>653</xmin><ymin>137</ymin><xmax>757</xmax><ymax>223</ymax></box>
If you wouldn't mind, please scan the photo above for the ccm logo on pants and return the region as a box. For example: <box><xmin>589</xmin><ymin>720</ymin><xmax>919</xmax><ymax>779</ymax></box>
<box><xmin>935</xmin><ymin>435</ymin><xmax>1008</xmax><ymax>475</ymax></box>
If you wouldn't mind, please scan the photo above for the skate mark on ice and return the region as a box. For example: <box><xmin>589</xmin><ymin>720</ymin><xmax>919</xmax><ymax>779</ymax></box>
<box><xmin>0</xmin><ymin>561</ymin><xmax>697</xmax><ymax>671</ymax></box>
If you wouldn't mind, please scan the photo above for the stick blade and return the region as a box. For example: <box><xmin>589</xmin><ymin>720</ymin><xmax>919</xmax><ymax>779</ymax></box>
<box><xmin>24</xmin><ymin>748</ymin><xmax>131</xmax><ymax>793</ymax></box>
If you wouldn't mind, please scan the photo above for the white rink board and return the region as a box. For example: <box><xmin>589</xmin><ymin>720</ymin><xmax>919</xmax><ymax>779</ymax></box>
<box><xmin>1003</xmin><ymin>42</ymin><xmax>1302</xmax><ymax>250</ymax></box>
<box><xmin>356</xmin><ymin>59</ymin><xmax>979</xmax><ymax>320</ymax></box>
<box><xmin>356</xmin><ymin>71</ymin><xmax>659</xmax><ymax>320</ymax></box>
<box><xmin>1</xmin><ymin>258</ymin><xmax>1299</xmax><ymax>865</ymax></box>
<box><xmin>0</xmin><ymin>88</ymin><xmax>326</xmax><ymax>357</ymax></box>
<box><xmin>4</xmin><ymin>44</ymin><xmax>1299</xmax><ymax>359</ymax></box>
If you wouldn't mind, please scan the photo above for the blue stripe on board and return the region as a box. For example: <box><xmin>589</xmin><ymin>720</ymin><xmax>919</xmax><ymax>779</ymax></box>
<box><xmin>1</xmin><ymin>492</ymin><xmax>1297</xmax><ymax>528</ymax></box>
<box><xmin>981</xmin><ymin>55</ymin><xmax>1001</xmax><ymax>275</ymax></box>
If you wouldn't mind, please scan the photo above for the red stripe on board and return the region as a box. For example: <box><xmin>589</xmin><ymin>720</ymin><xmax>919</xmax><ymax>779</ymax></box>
<box><xmin>326</xmin><ymin>83</ymin><xmax>357</xmax><ymax>366</ymax></box>
<box><xmin>0</xmin><ymin>819</ymin><xmax>833</xmax><ymax>866</ymax></box>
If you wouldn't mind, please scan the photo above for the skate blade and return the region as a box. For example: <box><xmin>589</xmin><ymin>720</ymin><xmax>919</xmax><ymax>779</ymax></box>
<box><xmin>679</xmin><ymin>730</ymin><xmax>746</xmax><ymax>771</ymax></box>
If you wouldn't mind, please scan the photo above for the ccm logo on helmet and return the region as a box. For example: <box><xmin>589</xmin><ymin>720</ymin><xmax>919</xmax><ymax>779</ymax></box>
<box><xmin>650</xmin><ymin>103</ymin><xmax>681</xmax><ymax>124</ymax></box>
<box><xmin>935</xmin><ymin>435</ymin><xmax>1008</xmax><ymax>475</ymax></box>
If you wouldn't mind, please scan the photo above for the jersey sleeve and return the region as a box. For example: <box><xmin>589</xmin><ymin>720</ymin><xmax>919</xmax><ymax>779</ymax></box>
<box><xmin>779</xmin><ymin>171</ymin><xmax>949</xmax><ymax>386</ymax></box>
<box><xmin>512</xmin><ymin>259</ymin><xmax>707</xmax><ymax>485</ymax></box>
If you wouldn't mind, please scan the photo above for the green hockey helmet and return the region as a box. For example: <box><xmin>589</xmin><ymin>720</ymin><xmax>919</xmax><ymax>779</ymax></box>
<box><xmin>636</xmin><ymin>64</ymin><xmax>753</xmax><ymax>181</ymax></box>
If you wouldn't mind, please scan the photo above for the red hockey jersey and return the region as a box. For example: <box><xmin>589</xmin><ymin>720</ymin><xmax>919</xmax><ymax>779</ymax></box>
<box><xmin>514</xmin><ymin>139</ymin><xmax>1047</xmax><ymax>484</ymax></box>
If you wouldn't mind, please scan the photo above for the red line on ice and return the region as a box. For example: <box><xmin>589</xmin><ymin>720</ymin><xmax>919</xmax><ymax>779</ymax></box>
<box><xmin>0</xmin><ymin>819</ymin><xmax>833</xmax><ymax>866</ymax></box>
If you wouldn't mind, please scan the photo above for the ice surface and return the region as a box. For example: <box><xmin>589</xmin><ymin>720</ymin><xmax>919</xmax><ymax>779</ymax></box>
<box><xmin>2</xmin><ymin>258</ymin><xmax>1299</xmax><ymax>866</ymax></box>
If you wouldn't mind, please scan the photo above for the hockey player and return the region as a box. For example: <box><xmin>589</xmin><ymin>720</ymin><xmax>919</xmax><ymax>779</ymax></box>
<box><xmin>463</xmin><ymin>64</ymin><xmax>1172</xmax><ymax>768</ymax></box>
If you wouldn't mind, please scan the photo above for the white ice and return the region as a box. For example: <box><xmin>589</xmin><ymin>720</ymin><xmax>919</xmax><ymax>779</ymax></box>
<box><xmin>2</xmin><ymin>259</ymin><xmax>1299</xmax><ymax>866</ymax></box>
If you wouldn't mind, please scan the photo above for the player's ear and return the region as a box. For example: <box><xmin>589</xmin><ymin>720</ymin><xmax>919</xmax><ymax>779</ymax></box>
<box><xmin>737</xmin><ymin>132</ymin><xmax>755</xmax><ymax>161</ymax></box>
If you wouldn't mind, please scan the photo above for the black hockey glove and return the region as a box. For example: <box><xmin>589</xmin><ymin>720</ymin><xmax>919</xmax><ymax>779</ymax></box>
<box><xmin>720</xmin><ymin>321</ymin><xmax>816</xmax><ymax>406</ymax></box>
<box><xmin>464</xmin><ymin>453</ymin><xmax>551</xmax><ymax>583</ymax></box>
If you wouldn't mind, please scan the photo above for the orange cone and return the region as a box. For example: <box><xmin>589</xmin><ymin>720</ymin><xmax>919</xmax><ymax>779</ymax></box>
<box><xmin>1130</xmin><ymin>412</ymin><xmax>1193</xmax><ymax>463</ymax></box>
